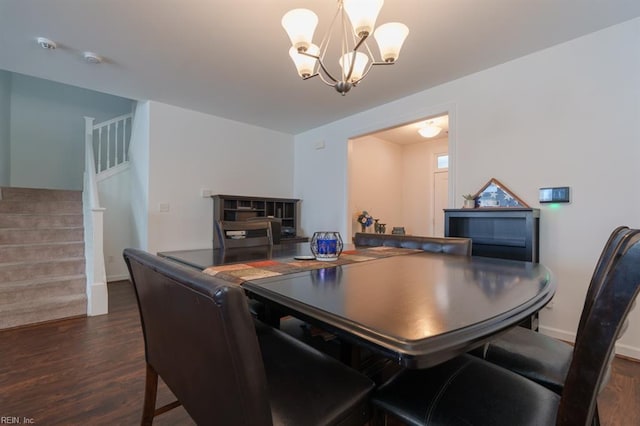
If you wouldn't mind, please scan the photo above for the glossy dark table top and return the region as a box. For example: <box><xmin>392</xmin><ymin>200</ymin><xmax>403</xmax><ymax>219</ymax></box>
<box><xmin>158</xmin><ymin>244</ymin><xmax>317</xmax><ymax>270</ymax></box>
<box><xmin>159</xmin><ymin>244</ymin><xmax>555</xmax><ymax>369</ymax></box>
<box><xmin>242</xmin><ymin>251</ymin><xmax>555</xmax><ymax>369</ymax></box>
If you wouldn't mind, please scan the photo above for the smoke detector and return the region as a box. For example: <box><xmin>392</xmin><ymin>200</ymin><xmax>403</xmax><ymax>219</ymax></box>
<box><xmin>83</xmin><ymin>52</ymin><xmax>103</xmax><ymax>64</ymax></box>
<box><xmin>36</xmin><ymin>37</ymin><xmax>57</xmax><ymax>50</ymax></box>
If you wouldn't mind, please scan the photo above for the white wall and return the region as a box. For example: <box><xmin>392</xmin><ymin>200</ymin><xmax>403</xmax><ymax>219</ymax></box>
<box><xmin>349</xmin><ymin>136</ymin><xmax>404</xmax><ymax>236</ymax></box>
<box><xmin>145</xmin><ymin>101</ymin><xmax>295</xmax><ymax>254</ymax></box>
<box><xmin>98</xmin><ymin>169</ymin><xmax>133</xmax><ymax>281</ymax></box>
<box><xmin>294</xmin><ymin>19</ymin><xmax>640</xmax><ymax>358</ymax></box>
<box><xmin>402</xmin><ymin>138</ymin><xmax>448</xmax><ymax>236</ymax></box>
<box><xmin>129</xmin><ymin>101</ymin><xmax>151</xmax><ymax>252</ymax></box>
<box><xmin>0</xmin><ymin>71</ymin><xmax>10</xmax><ymax>186</ymax></box>
<box><xmin>9</xmin><ymin>73</ymin><xmax>133</xmax><ymax>190</ymax></box>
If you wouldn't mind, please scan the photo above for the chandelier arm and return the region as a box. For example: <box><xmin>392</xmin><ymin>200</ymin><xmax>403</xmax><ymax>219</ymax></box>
<box><xmin>343</xmin><ymin>33</ymin><xmax>369</xmax><ymax>82</ymax></box>
<box><xmin>316</xmin><ymin>57</ymin><xmax>340</xmax><ymax>84</ymax></box>
<box><xmin>351</xmin><ymin>60</ymin><xmax>374</xmax><ymax>85</ymax></box>
<box><xmin>352</xmin><ymin>33</ymin><xmax>369</xmax><ymax>52</ymax></box>
<box><xmin>303</xmin><ymin>73</ymin><xmax>338</xmax><ymax>89</ymax></box>
<box><xmin>299</xmin><ymin>51</ymin><xmax>339</xmax><ymax>83</ymax></box>
<box><xmin>352</xmin><ymin>60</ymin><xmax>395</xmax><ymax>86</ymax></box>
<box><xmin>316</xmin><ymin>72</ymin><xmax>340</xmax><ymax>87</ymax></box>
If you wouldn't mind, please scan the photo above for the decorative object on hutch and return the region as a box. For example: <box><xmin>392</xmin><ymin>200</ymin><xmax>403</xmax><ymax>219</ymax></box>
<box><xmin>281</xmin><ymin>0</ymin><xmax>409</xmax><ymax>95</ymax></box>
<box><xmin>310</xmin><ymin>232</ymin><xmax>344</xmax><ymax>261</ymax></box>
<box><xmin>391</xmin><ymin>227</ymin><xmax>405</xmax><ymax>235</ymax></box>
<box><xmin>462</xmin><ymin>194</ymin><xmax>476</xmax><ymax>208</ymax></box>
<box><xmin>472</xmin><ymin>178</ymin><xmax>529</xmax><ymax>208</ymax></box>
<box><xmin>211</xmin><ymin>195</ymin><xmax>307</xmax><ymax>245</ymax></box>
<box><xmin>357</xmin><ymin>210</ymin><xmax>373</xmax><ymax>232</ymax></box>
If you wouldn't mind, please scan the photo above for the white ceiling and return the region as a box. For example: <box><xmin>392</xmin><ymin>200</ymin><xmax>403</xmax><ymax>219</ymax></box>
<box><xmin>1</xmin><ymin>0</ymin><xmax>639</xmax><ymax>135</ymax></box>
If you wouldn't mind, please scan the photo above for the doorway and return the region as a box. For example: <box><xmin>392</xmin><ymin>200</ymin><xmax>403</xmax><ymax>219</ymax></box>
<box><xmin>348</xmin><ymin>114</ymin><xmax>449</xmax><ymax>237</ymax></box>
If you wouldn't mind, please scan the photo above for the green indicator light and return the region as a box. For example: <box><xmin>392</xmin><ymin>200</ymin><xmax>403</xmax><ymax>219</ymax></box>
<box><xmin>548</xmin><ymin>203</ymin><xmax>561</xmax><ymax>209</ymax></box>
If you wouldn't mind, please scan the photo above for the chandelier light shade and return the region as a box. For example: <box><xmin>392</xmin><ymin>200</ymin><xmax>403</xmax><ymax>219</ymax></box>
<box><xmin>343</xmin><ymin>0</ymin><xmax>384</xmax><ymax>36</ymax></box>
<box><xmin>339</xmin><ymin>51</ymin><xmax>369</xmax><ymax>82</ymax></box>
<box><xmin>281</xmin><ymin>9</ymin><xmax>318</xmax><ymax>51</ymax></box>
<box><xmin>289</xmin><ymin>44</ymin><xmax>319</xmax><ymax>78</ymax></box>
<box><xmin>374</xmin><ymin>23</ymin><xmax>410</xmax><ymax>62</ymax></box>
<box><xmin>281</xmin><ymin>0</ymin><xmax>409</xmax><ymax>95</ymax></box>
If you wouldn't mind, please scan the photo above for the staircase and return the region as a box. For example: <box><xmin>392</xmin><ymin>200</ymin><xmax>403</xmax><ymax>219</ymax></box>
<box><xmin>0</xmin><ymin>187</ymin><xmax>87</xmax><ymax>330</ymax></box>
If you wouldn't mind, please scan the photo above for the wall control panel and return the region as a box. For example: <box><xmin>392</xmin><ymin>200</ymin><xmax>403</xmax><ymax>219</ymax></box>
<box><xmin>539</xmin><ymin>187</ymin><xmax>570</xmax><ymax>203</ymax></box>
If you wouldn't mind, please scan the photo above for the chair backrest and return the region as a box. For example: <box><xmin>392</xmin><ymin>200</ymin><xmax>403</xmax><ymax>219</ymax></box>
<box><xmin>214</xmin><ymin>220</ymin><xmax>273</xmax><ymax>249</ymax></box>
<box><xmin>123</xmin><ymin>248</ymin><xmax>273</xmax><ymax>425</ymax></box>
<box><xmin>354</xmin><ymin>232</ymin><xmax>472</xmax><ymax>256</ymax></box>
<box><xmin>576</xmin><ymin>226</ymin><xmax>630</xmax><ymax>335</ymax></box>
<box><xmin>247</xmin><ymin>216</ymin><xmax>282</xmax><ymax>244</ymax></box>
<box><xmin>558</xmin><ymin>230</ymin><xmax>640</xmax><ymax>425</ymax></box>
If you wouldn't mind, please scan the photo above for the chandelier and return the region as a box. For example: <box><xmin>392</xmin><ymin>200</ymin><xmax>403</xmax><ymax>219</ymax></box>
<box><xmin>281</xmin><ymin>0</ymin><xmax>409</xmax><ymax>95</ymax></box>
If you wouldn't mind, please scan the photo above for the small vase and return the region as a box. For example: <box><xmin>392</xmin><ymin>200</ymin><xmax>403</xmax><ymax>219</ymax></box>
<box><xmin>361</xmin><ymin>224</ymin><xmax>366</xmax><ymax>233</ymax></box>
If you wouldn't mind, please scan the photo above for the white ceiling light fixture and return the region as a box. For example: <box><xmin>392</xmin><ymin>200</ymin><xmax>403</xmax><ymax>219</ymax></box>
<box><xmin>36</xmin><ymin>37</ymin><xmax>57</xmax><ymax>50</ymax></box>
<box><xmin>83</xmin><ymin>52</ymin><xmax>103</xmax><ymax>64</ymax></box>
<box><xmin>418</xmin><ymin>121</ymin><xmax>442</xmax><ymax>138</ymax></box>
<box><xmin>282</xmin><ymin>0</ymin><xmax>409</xmax><ymax>96</ymax></box>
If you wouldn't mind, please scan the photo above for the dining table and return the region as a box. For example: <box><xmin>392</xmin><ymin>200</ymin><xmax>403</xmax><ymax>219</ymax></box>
<box><xmin>158</xmin><ymin>243</ymin><xmax>555</xmax><ymax>369</ymax></box>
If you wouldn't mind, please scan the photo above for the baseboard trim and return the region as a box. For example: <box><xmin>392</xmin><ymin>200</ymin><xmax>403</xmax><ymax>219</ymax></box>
<box><xmin>538</xmin><ymin>325</ymin><xmax>575</xmax><ymax>343</ymax></box>
<box><xmin>540</xmin><ymin>325</ymin><xmax>639</xmax><ymax>361</ymax></box>
<box><xmin>107</xmin><ymin>273</ymin><xmax>130</xmax><ymax>282</ymax></box>
<box><xmin>88</xmin><ymin>281</ymin><xmax>109</xmax><ymax>316</ymax></box>
<box><xmin>615</xmin><ymin>342</ymin><xmax>640</xmax><ymax>361</ymax></box>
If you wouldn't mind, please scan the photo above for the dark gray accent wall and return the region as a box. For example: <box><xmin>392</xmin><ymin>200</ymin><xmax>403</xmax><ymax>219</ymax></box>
<box><xmin>9</xmin><ymin>73</ymin><xmax>134</xmax><ymax>190</ymax></box>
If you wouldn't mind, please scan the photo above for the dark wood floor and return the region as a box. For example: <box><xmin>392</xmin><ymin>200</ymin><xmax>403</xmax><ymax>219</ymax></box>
<box><xmin>1</xmin><ymin>281</ymin><xmax>638</xmax><ymax>425</ymax></box>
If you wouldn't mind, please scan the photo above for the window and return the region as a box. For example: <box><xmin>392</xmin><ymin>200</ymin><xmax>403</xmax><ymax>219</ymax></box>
<box><xmin>436</xmin><ymin>154</ymin><xmax>449</xmax><ymax>170</ymax></box>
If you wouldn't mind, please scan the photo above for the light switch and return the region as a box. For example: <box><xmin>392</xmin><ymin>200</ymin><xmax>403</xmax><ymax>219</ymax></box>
<box><xmin>159</xmin><ymin>203</ymin><xmax>170</xmax><ymax>212</ymax></box>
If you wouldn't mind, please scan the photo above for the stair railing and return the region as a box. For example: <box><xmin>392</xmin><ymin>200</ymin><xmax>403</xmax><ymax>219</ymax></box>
<box><xmin>90</xmin><ymin>113</ymin><xmax>133</xmax><ymax>175</ymax></box>
<box><xmin>83</xmin><ymin>116</ymin><xmax>108</xmax><ymax>316</ymax></box>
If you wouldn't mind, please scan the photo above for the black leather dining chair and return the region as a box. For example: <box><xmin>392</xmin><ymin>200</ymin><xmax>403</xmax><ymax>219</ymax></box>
<box><xmin>123</xmin><ymin>248</ymin><xmax>374</xmax><ymax>425</ymax></box>
<box><xmin>371</xmin><ymin>230</ymin><xmax>640</xmax><ymax>426</ymax></box>
<box><xmin>471</xmin><ymin>226</ymin><xmax>631</xmax><ymax>395</ymax></box>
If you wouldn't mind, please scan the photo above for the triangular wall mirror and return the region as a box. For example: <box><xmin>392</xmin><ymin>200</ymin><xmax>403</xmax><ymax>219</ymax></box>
<box><xmin>472</xmin><ymin>178</ymin><xmax>529</xmax><ymax>208</ymax></box>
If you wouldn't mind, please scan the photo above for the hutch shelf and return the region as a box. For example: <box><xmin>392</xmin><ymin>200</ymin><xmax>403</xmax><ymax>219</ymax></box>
<box><xmin>212</xmin><ymin>194</ymin><xmax>305</xmax><ymax>244</ymax></box>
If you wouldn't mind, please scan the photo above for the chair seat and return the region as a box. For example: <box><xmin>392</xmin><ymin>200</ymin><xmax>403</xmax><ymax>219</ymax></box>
<box><xmin>478</xmin><ymin>326</ymin><xmax>573</xmax><ymax>394</ymax></box>
<box><xmin>373</xmin><ymin>354</ymin><xmax>560</xmax><ymax>426</ymax></box>
<box><xmin>255</xmin><ymin>321</ymin><xmax>374</xmax><ymax>425</ymax></box>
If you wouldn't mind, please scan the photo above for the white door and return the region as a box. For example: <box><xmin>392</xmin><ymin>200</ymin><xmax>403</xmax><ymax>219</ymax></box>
<box><xmin>433</xmin><ymin>171</ymin><xmax>448</xmax><ymax>237</ymax></box>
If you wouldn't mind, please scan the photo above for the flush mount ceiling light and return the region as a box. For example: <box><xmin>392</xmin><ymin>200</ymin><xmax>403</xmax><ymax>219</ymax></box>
<box><xmin>418</xmin><ymin>121</ymin><xmax>442</xmax><ymax>138</ymax></box>
<box><xmin>83</xmin><ymin>52</ymin><xmax>103</xmax><ymax>64</ymax></box>
<box><xmin>36</xmin><ymin>37</ymin><xmax>57</xmax><ymax>50</ymax></box>
<box><xmin>282</xmin><ymin>0</ymin><xmax>409</xmax><ymax>96</ymax></box>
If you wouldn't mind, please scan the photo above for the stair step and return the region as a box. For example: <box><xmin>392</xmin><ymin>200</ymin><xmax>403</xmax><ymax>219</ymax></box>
<box><xmin>0</xmin><ymin>275</ymin><xmax>86</xmax><ymax>304</ymax></box>
<box><xmin>0</xmin><ymin>187</ymin><xmax>82</xmax><ymax>202</ymax></box>
<box><xmin>0</xmin><ymin>242</ymin><xmax>85</xmax><ymax>263</ymax></box>
<box><xmin>0</xmin><ymin>200</ymin><xmax>82</xmax><ymax>215</ymax></box>
<box><xmin>0</xmin><ymin>227</ymin><xmax>83</xmax><ymax>245</ymax></box>
<box><xmin>0</xmin><ymin>258</ymin><xmax>85</xmax><ymax>283</ymax></box>
<box><xmin>0</xmin><ymin>293</ymin><xmax>87</xmax><ymax>330</ymax></box>
<box><xmin>0</xmin><ymin>213</ymin><xmax>83</xmax><ymax>229</ymax></box>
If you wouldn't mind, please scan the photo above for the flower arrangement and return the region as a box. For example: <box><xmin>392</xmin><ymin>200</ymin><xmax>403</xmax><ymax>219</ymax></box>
<box><xmin>357</xmin><ymin>210</ymin><xmax>373</xmax><ymax>231</ymax></box>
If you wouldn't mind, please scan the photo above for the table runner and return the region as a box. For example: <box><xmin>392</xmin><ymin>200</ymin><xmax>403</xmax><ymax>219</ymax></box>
<box><xmin>202</xmin><ymin>246</ymin><xmax>421</xmax><ymax>285</ymax></box>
